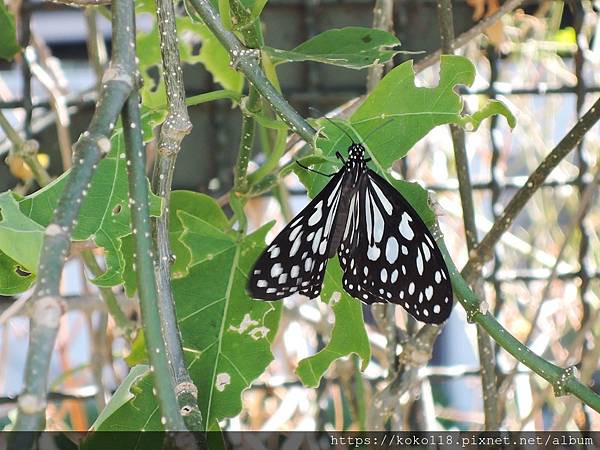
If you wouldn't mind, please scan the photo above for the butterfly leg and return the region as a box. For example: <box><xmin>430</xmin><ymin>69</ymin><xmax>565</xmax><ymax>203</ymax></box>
<box><xmin>335</xmin><ymin>151</ymin><xmax>346</xmax><ymax>163</ymax></box>
<box><xmin>295</xmin><ymin>160</ymin><xmax>337</xmax><ymax>177</ymax></box>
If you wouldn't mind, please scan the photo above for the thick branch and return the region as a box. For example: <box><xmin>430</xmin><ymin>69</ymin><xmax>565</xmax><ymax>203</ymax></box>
<box><xmin>151</xmin><ymin>0</ymin><xmax>204</xmax><ymax>433</ymax></box>
<box><xmin>8</xmin><ymin>0</ymin><xmax>134</xmax><ymax>443</ymax></box>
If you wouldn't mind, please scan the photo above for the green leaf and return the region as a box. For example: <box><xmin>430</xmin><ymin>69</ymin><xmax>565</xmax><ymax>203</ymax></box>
<box><xmin>0</xmin><ymin>192</ymin><xmax>44</xmax><ymax>272</ymax></box>
<box><xmin>0</xmin><ymin>250</ymin><xmax>35</xmax><ymax>295</ymax></box>
<box><xmin>85</xmin><ymin>195</ymin><xmax>281</xmax><ymax>431</ymax></box>
<box><xmin>137</xmin><ymin>10</ymin><xmax>243</xmax><ymax>109</ymax></box>
<box><xmin>296</xmin><ymin>259</ymin><xmax>370</xmax><ymax>388</ymax></box>
<box><xmin>122</xmin><ymin>191</ymin><xmax>231</xmax><ymax>297</ymax></box>
<box><xmin>351</xmin><ymin>55</ymin><xmax>515</xmax><ymax>169</ymax></box>
<box><xmin>193</xmin><ymin>22</ymin><xmax>244</xmax><ymax>92</ymax></box>
<box><xmin>265</xmin><ymin>27</ymin><xmax>400</xmax><ymax>69</ymax></box>
<box><xmin>170</xmin><ymin>191</ymin><xmax>232</xmax><ymax>277</ymax></box>
<box><xmin>19</xmin><ymin>132</ymin><xmax>161</xmax><ymax>287</ymax></box>
<box><xmin>90</xmin><ymin>364</ymin><xmax>150</xmax><ymax>431</ymax></box>
<box><xmin>82</xmin><ymin>369</ymin><xmax>169</xmax><ymax>449</ymax></box>
<box><xmin>0</xmin><ymin>3</ymin><xmax>19</xmax><ymax>61</ymax></box>
<box><xmin>176</xmin><ymin>216</ymin><xmax>281</xmax><ymax>428</ymax></box>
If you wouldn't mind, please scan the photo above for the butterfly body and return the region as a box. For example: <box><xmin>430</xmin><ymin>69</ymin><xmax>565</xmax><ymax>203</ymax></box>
<box><xmin>247</xmin><ymin>142</ymin><xmax>453</xmax><ymax>324</ymax></box>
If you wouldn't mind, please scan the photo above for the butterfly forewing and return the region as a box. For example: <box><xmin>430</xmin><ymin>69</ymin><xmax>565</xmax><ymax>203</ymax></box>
<box><xmin>338</xmin><ymin>170</ymin><xmax>453</xmax><ymax>324</ymax></box>
<box><xmin>247</xmin><ymin>170</ymin><xmax>347</xmax><ymax>300</ymax></box>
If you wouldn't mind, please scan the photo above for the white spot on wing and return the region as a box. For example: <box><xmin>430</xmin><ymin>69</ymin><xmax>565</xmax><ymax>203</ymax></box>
<box><xmin>291</xmin><ymin>265</ymin><xmax>300</xmax><ymax>278</ymax></box>
<box><xmin>269</xmin><ymin>246</ymin><xmax>280</xmax><ymax>258</ymax></box>
<box><xmin>305</xmin><ymin>258</ymin><xmax>313</xmax><ymax>272</ymax></box>
<box><xmin>371</xmin><ymin>193</ymin><xmax>385</xmax><ymax>243</ymax></box>
<box><xmin>422</xmin><ymin>242</ymin><xmax>431</xmax><ymax>261</ymax></box>
<box><xmin>308</xmin><ymin>201</ymin><xmax>323</xmax><ymax>226</ymax></box>
<box><xmin>289</xmin><ymin>232</ymin><xmax>303</xmax><ymax>257</ymax></box>
<box><xmin>289</xmin><ymin>226</ymin><xmax>302</xmax><ymax>241</ymax></box>
<box><xmin>386</xmin><ymin>237</ymin><xmax>399</xmax><ymax>264</ymax></box>
<box><xmin>327</xmin><ymin>177</ymin><xmax>343</xmax><ymax>206</ymax></box>
<box><xmin>271</xmin><ymin>263</ymin><xmax>283</xmax><ymax>278</ymax></box>
<box><xmin>416</xmin><ymin>248</ymin><xmax>424</xmax><ymax>275</ymax></box>
<box><xmin>380</xmin><ymin>268</ymin><xmax>388</xmax><ymax>283</ymax></box>
<box><xmin>367</xmin><ymin>245</ymin><xmax>380</xmax><ymax>261</ymax></box>
<box><xmin>399</xmin><ymin>212</ymin><xmax>414</xmax><ymax>240</ymax></box>
<box><xmin>343</xmin><ymin>194</ymin><xmax>357</xmax><ymax>240</ymax></box>
<box><xmin>370</xmin><ymin>180</ymin><xmax>393</xmax><ymax>215</ymax></box>
<box><xmin>312</xmin><ymin>228</ymin><xmax>323</xmax><ymax>253</ymax></box>
<box><xmin>425</xmin><ymin>285</ymin><xmax>433</xmax><ymax>300</ymax></box>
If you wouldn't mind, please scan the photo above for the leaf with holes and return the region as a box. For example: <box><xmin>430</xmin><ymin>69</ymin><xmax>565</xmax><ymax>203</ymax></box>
<box><xmin>351</xmin><ymin>55</ymin><xmax>515</xmax><ymax>168</ymax></box>
<box><xmin>265</xmin><ymin>27</ymin><xmax>401</xmax><ymax>69</ymax></box>
<box><xmin>83</xmin><ymin>194</ymin><xmax>281</xmax><ymax>431</ymax></box>
<box><xmin>137</xmin><ymin>7</ymin><xmax>243</xmax><ymax>109</ymax></box>
<box><xmin>296</xmin><ymin>259</ymin><xmax>370</xmax><ymax>387</ymax></box>
<box><xmin>0</xmin><ymin>250</ymin><xmax>35</xmax><ymax>295</ymax></box>
<box><xmin>0</xmin><ymin>192</ymin><xmax>44</xmax><ymax>274</ymax></box>
<box><xmin>121</xmin><ymin>190</ymin><xmax>232</xmax><ymax>297</ymax></box>
<box><xmin>19</xmin><ymin>129</ymin><xmax>161</xmax><ymax>287</ymax></box>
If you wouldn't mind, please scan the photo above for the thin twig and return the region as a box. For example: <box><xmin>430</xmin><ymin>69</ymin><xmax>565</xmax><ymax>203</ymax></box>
<box><xmin>48</xmin><ymin>0</ymin><xmax>111</xmax><ymax>6</ymax></box>
<box><xmin>151</xmin><ymin>0</ymin><xmax>203</xmax><ymax>433</ymax></box>
<box><xmin>497</xmin><ymin>147</ymin><xmax>600</xmax><ymax>416</ymax></box>
<box><xmin>81</xmin><ymin>251</ymin><xmax>135</xmax><ymax>340</ymax></box>
<box><xmin>415</xmin><ymin>0</ymin><xmax>524</xmax><ymax>74</ymax></box>
<box><xmin>367</xmin><ymin>325</ymin><xmax>441</xmax><ymax>429</ymax></box>
<box><xmin>437</xmin><ymin>0</ymin><xmax>498</xmax><ymax>429</ymax></box>
<box><xmin>26</xmin><ymin>38</ymin><xmax>73</xmax><ymax>169</ymax></box>
<box><xmin>188</xmin><ymin>0</ymin><xmax>315</xmax><ymax>143</ymax></box>
<box><xmin>366</xmin><ymin>0</ymin><xmax>393</xmax><ymax>92</ymax></box>
<box><xmin>436</xmin><ymin>225</ymin><xmax>600</xmax><ymax>413</ymax></box>
<box><xmin>84</xmin><ymin>7</ymin><xmax>108</xmax><ymax>84</ymax></box>
<box><xmin>463</xmin><ymin>95</ymin><xmax>600</xmax><ymax>282</ymax></box>
<box><xmin>8</xmin><ymin>0</ymin><xmax>135</xmax><ymax>442</ymax></box>
<box><xmin>0</xmin><ymin>111</ymin><xmax>51</xmax><ymax>186</ymax></box>
<box><xmin>122</xmin><ymin>80</ymin><xmax>187</xmax><ymax>430</ymax></box>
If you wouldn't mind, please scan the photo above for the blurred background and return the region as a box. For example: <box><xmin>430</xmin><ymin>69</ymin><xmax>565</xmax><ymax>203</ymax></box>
<box><xmin>1</xmin><ymin>0</ymin><xmax>599</xmax><ymax>432</ymax></box>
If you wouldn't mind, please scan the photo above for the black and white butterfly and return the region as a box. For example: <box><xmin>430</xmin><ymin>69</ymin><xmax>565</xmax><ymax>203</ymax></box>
<box><xmin>247</xmin><ymin>134</ymin><xmax>453</xmax><ymax>324</ymax></box>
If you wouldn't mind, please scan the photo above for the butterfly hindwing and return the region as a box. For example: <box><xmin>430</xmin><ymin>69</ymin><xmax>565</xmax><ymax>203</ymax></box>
<box><xmin>247</xmin><ymin>170</ymin><xmax>347</xmax><ymax>300</ymax></box>
<box><xmin>338</xmin><ymin>169</ymin><xmax>453</xmax><ymax>324</ymax></box>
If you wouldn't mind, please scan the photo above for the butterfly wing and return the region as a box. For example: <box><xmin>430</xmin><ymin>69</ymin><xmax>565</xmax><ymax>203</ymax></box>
<box><xmin>338</xmin><ymin>169</ymin><xmax>453</xmax><ymax>324</ymax></box>
<box><xmin>247</xmin><ymin>169</ymin><xmax>348</xmax><ymax>300</ymax></box>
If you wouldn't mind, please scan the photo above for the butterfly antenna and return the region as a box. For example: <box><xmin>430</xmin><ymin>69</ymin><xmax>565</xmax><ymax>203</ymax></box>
<box><xmin>362</xmin><ymin>118</ymin><xmax>395</xmax><ymax>143</ymax></box>
<box><xmin>323</xmin><ymin>117</ymin><xmax>356</xmax><ymax>145</ymax></box>
<box><xmin>308</xmin><ymin>106</ymin><xmax>356</xmax><ymax>144</ymax></box>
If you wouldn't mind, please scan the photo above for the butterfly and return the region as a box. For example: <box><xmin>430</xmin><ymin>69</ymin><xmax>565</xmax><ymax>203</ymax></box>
<box><xmin>246</xmin><ymin>129</ymin><xmax>453</xmax><ymax>324</ymax></box>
